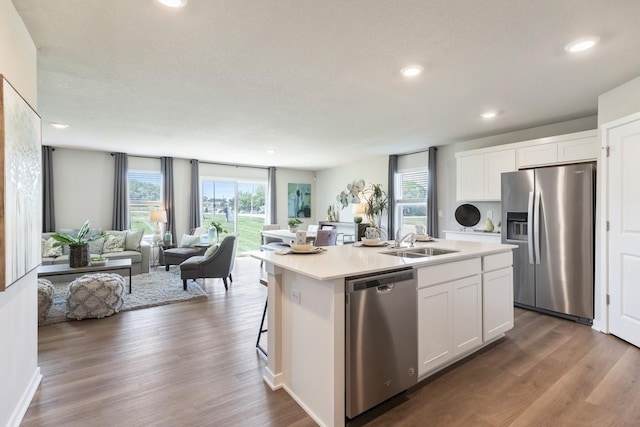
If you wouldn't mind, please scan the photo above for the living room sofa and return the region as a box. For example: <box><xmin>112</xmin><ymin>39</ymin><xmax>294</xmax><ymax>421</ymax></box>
<box><xmin>41</xmin><ymin>229</ymin><xmax>151</xmax><ymax>275</ymax></box>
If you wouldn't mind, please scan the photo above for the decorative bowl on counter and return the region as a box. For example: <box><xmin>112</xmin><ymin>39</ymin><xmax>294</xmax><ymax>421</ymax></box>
<box><xmin>291</xmin><ymin>243</ymin><xmax>314</xmax><ymax>253</ymax></box>
<box><xmin>361</xmin><ymin>237</ymin><xmax>381</xmax><ymax>245</ymax></box>
<box><xmin>91</xmin><ymin>257</ymin><xmax>108</xmax><ymax>266</ymax></box>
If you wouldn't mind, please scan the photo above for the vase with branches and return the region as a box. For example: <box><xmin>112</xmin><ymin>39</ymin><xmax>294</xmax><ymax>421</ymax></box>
<box><xmin>361</xmin><ymin>183</ymin><xmax>389</xmax><ymax>238</ymax></box>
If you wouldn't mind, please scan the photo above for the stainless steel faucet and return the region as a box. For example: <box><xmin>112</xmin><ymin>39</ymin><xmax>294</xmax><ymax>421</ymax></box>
<box><xmin>394</xmin><ymin>230</ymin><xmax>416</xmax><ymax>248</ymax></box>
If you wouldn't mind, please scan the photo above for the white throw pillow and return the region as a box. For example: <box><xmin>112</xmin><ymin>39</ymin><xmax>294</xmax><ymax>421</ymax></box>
<box><xmin>179</xmin><ymin>234</ymin><xmax>200</xmax><ymax>248</ymax></box>
<box><xmin>42</xmin><ymin>237</ymin><xmax>62</xmax><ymax>258</ymax></box>
<box><xmin>125</xmin><ymin>229</ymin><xmax>144</xmax><ymax>251</ymax></box>
<box><xmin>204</xmin><ymin>244</ymin><xmax>220</xmax><ymax>259</ymax></box>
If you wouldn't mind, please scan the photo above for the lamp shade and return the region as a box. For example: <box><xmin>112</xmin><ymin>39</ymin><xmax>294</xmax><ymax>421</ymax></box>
<box><xmin>150</xmin><ymin>210</ymin><xmax>167</xmax><ymax>223</ymax></box>
<box><xmin>352</xmin><ymin>203</ymin><xmax>366</xmax><ymax>215</ymax></box>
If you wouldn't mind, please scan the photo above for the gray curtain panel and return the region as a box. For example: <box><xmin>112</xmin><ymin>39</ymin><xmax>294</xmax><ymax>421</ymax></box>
<box><xmin>387</xmin><ymin>155</ymin><xmax>398</xmax><ymax>238</ymax></box>
<box><xmin>112</xmin><ymin>152</ymin><xmax>129</xmax><ymax>230</ymax></box>
<box><xmin>42</xmin><ymin>145</ymin><xmax>56</xmax><ymax>232</ymax></box>
<box><xmin>189</xmin><ymin>159</ymin><xmax>200</xmax><ymax>230</ymax></box>
<box><xmin>267</xmin><ymin>166</ymin><xmax>277</xmax><ymax>224</ymax></box>
<box><xmin>427</xmin><ymin>146</ymin><xmax>438</xmax><ymax>237</ymax></box>
<box><xmin>161</xmin><ymin>157</ymin><xmax>177</xmax><ymax>241</ymax></box>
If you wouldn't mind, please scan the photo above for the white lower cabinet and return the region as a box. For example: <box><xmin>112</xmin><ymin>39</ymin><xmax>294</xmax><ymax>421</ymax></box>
<box><xmin>417</xmin><ymin>261</ymin><xmax>482</xmax><ymax>377</ymax></box>
<box><xmin>482</xmin><ymin>267</ymin><xmax>514</xmax><ymax>341</ymax></box>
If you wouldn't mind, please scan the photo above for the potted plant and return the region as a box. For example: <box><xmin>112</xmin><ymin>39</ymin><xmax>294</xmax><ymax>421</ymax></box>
<box><xmin>288</xmin><ymin>218</ymin><xmax>303</xmax><ymax>232</ymax></box>
<box><xmin>50</xmin><ymin>220</ymin><xmax>106</xmax><ymax>268</ymax></box>
<box><xmin>209</xmin><ymin>220</ymin><xmax>228</xmax><ymax>242</ymax></box>
<box><xmin>362</xmin><ymin>183</ymin><xmax>389</xmax><ymax>238</ymax></box>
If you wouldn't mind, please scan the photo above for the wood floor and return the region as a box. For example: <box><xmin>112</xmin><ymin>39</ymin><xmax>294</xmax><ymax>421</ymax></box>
<box><xmin>24</xmin><ymin>257</ymin><xmax>640</xmax><ymax>427</ymax></box>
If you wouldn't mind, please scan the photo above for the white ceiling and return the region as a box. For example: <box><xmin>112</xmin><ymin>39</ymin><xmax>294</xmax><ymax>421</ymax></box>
<box><xmin>12</xmin><ymin>0</ymin><xmax>640</xmax><ymax>170</ymax></box>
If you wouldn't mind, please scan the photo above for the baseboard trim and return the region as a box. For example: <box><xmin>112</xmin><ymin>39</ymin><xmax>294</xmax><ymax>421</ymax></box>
<box><xmin>7</xmin><ymin>367</ymin><xmax>42</xmax><ymax>427</ymax></box>
<box><xmin>282</xmin><ymin>384</ymin><xmax>327</xmax><ymax>427</ymax></box>
<box><xmin>263</xmin><ymin>367</ymin><xmax>282</xmax><ymax>391</ymax></box>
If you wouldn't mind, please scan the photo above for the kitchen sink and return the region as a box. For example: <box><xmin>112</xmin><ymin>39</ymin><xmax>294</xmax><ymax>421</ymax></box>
<box><xmin>381</xmin><ymin>247</ymin><xmax>459</xmax><ymax>258</ymax></box>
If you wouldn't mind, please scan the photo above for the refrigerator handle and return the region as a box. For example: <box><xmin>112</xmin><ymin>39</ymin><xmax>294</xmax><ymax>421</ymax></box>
<box><xmin>534</xmin><ymin>191</ymin><xmax>541</xmax><ymax>265</ymax></box>
<box><xmin>527</xmin><ymin>191</ymin><xmax>535</xmax><ymax>264</ymax></box>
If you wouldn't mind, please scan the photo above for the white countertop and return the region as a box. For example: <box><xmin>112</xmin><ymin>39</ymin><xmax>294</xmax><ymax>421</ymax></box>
<box><xmin>443</xmin><ymin>229</ymin><xmax>501</xmax><ymax>235</ymax></box>
<box><xmin>251</xmin><ymin>239</ymin><xmax>516</xmax><ymax>281</ymax></box>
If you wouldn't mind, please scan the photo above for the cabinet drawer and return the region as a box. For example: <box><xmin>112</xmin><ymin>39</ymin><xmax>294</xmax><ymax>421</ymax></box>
<box><xmin>418</xmin><ymin>258</ymin><xmax>481</xmax><ymax>288</ymax></box>
<box><xmin>483</xmin><ymin>252</ymin><xmax>513</xmax><ymax>272</ymax></box>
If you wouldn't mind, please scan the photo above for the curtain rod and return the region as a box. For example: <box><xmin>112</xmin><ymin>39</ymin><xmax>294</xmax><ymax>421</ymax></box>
<box><xmin>111</xmin><ymin>153</ymin><xmax>271</xmax><ymax>170</ymax></box>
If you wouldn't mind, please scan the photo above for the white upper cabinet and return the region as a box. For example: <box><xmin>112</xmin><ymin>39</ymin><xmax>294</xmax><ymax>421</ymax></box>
<box><xmin>516</xmin><ymin>130</ymin><xmax>598</xmax><ymax>168</ymax></box>
<box><xmin>456</xmin><ymin>130</ymin><xmax>597</xmax><ymax>201</ymax></box>
<box><xmin>456</xmin><ymin>149</ymin><xmax>516</xmax><ymax>201</ymax></box>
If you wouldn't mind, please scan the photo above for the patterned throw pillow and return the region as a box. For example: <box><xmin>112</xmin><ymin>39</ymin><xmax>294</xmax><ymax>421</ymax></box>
<box><xmin>204</xmin><ymin>244</ymin><xmax>219</xmax><ymax>259</ymax></box>
<box><xmin>103</xmin><ymin>233</ymin><xmax>126</xmax><ymax>253</ymax></box>
<box><xmin>41</xmin><ymin>237</ymin><xmax>62</xmax><ymax>258</ymax></box>
<box><xmin>179</xmin><ymin>234</ymin><xmax>200</xmax><ymax>248</ymax></box>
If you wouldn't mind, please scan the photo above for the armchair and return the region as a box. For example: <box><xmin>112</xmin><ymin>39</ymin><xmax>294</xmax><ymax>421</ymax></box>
<box><xmin>179</xmin><ymin>234</ymin><xmax>238</xmax><ymax>291</ymax></box>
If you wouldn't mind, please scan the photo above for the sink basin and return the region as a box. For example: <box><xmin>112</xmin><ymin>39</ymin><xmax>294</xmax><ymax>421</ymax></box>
<box><xmin>382</xmin><ymin>247</ymin><xmax>459</xmax><ymax>258</ymax></box>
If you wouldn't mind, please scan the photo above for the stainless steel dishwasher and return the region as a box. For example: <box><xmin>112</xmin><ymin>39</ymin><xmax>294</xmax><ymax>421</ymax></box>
<box><xmin>345</xmin><ymin>268</ymin><xmax>417</xmax><ymax>419</ymax></box>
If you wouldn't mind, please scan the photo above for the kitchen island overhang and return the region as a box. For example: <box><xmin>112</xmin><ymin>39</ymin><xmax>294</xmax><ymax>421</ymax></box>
<box><xmin>252</xmin><ymin>240</ymin><xmax>516</xmax><ymax>427</ymax></box>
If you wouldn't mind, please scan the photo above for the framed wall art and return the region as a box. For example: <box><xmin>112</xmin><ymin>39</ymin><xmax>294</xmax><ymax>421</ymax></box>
<box><xmin>0</xmin><ymin>75</ymin><xmax>42</xmax><ymax>291</ymax></box>
<box><xmin>288</xmin><ymin>183</ymin><xmax>311</xmax><ymax>218</ymax></box>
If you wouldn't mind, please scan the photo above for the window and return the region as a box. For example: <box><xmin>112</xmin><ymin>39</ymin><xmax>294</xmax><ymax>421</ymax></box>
<box><xmin>128</xmin><ymin>172</ymin><xmax>161</xmax><ymax>235</ymax></box>
<box><xmin>201</xmin><ymin>179</ymin><xmax>266</xmax><ymax>254</ymax></box>
<box><xmin>395</xmin><ymin>169</ymin><xmax>429</xmax><ymax>236</ymax></box>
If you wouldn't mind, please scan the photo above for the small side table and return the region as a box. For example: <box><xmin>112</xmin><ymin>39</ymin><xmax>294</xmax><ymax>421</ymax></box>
<box><xmin>152</xmin><ymin>242</ymin><xmax>176</xmax><ymax>268</ymax></box>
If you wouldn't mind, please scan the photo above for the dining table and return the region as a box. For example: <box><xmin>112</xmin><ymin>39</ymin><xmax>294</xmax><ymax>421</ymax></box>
<box><xmin>261</xmin><ymin>229</ymin><xmax>317</xmax><ymax>243</ymax></box>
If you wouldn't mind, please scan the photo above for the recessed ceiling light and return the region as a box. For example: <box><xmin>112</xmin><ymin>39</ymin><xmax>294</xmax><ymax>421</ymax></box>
<box><xmin>266</xmin><ymin>150</ymin><xmax>276</xmax><ymax>155</ymax></box>
<box><xmin>50</xmin><ymin>122</ymin><xmax>69</xmax><ymax>129</ymax></box>
<box><xmin>158</xmin><ymin>0</ymin><xmax>187</xmax><ymax>8</ymax></box>
<box><xmin>400</xmin><ymin>65</ymin><xmax>424</xmax><ymax>77</ymax></box>
<box><xmin>480</xmin><ymin>111</ymin><xmax>497</xmax><ymax>120</ymax></box>
<box><xmin>564</xmin><ymin>37</ymin><xmax>600</xmax><ymax>53</ymax></box>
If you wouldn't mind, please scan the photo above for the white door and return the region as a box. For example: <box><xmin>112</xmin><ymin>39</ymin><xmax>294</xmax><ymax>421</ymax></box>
<box><xmin>452</xmin><ymin>275</ymin><xmax>482</xmax><ymax>356</ymax></box>
<box><xmin>417</xmin><ymin>283</ymin><xmax>453</xmax><ymax>376</ymax></box>
<box><xmin>608</xmin><ymin>115</ymin><xmax>640</xmax><ymax>348</ymax></box>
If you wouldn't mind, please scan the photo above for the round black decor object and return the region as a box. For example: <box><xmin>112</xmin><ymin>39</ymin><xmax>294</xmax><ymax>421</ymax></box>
<box><xmin>454</xmin><ymin>204</ymin><xmax>481</xmax><ymax>228</ymax></box>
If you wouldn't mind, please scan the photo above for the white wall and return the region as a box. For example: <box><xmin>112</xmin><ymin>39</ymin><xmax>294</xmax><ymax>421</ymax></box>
<box><xmin>314</xmin><ymin>155</ymin><xmax>388</xmax><ymax>224</ymax></box>
<box><xmin>598</xmin><ymin>75</ymin><xmax>640</xmax><ymax>126</ymax></box>
<box><xmin>0</xmin><ymin>0</ymin><xmax>41</xmax><ymax>425</ymax></box>
<box><xmin>436</xmin><ymin>116</ymin><xmax>598</xmax><ymax>236</ymax></box>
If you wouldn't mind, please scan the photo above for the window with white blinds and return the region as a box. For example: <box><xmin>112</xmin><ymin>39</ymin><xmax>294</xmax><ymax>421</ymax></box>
<box><xmin>394</xmin><ymin>151</ymin><xmax>429</xmax><ymax>235</ymax></box>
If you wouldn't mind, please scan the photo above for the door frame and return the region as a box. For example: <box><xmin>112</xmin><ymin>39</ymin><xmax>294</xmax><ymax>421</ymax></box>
<box><xmin>598</xmin><ymin>111</ymin><xmax>640</xmax><ymax>334</ymax></box>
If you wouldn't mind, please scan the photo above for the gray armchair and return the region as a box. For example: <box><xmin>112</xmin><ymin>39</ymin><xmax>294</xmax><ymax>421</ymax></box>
<box><xmin>179</xmin><ymin>234</ymin><xmax>238</xmax><ymax>291</ymax></box>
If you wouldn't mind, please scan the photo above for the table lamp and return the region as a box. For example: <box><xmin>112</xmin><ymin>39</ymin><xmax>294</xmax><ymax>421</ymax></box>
<box><xmin>150</xmin><ymin>210</ymin><xmax>167</xmax><ymax>243</ymax></box>
<box><xmin>352</xmin><ymin>203</ymin><xmax>366</xmax><ymax>223</ymax></box>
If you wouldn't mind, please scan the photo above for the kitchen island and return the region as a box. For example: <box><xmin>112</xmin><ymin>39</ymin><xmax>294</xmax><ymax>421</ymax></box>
<box><xmin>252</xmin><ymin>239</ymin><xmax>516</xmax><ymax>426</ymax></box>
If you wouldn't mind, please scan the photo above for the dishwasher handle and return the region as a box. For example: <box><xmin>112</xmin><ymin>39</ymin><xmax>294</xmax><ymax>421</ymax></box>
<box><xmin>377</xmin><ymin>284</ymin><xmax>395</xmax><ymax>293</ymax></box>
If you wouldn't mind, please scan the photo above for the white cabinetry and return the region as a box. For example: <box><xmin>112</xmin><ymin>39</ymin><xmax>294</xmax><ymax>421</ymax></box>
<box><xmin>456</xmin><ymin>149</ymin><xmax>516</xmax><ymax>201</ymax></box>
<box><xmin>417</xmin><ymin>258</ymin><xmax>482</xmax><ymax>376</ymax></box>
<box><xmin>516</xmin><ymin>130</ymin><xmax>598</xmax><ymax>168</ymax></box>
<box><xmin>482</xmin><ymin>252</ymin><xmax>514</xmax><ymax>341</ymax></box>
<box><xmin>444</xmin><ymin>230</ymin><xmax>501</xmax><ymax>243</ymax></box>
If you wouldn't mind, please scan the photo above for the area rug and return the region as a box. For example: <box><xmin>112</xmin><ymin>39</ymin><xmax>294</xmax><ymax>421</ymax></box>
<box><xmin>40</xmin><ymin>269</ymin><xmax>207</xmax><ymax>326</ymax></box>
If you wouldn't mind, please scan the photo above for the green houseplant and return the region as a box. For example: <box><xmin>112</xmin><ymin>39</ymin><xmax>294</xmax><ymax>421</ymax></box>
<box><xmin>50</xmin><ymin>220</ymin><xmax>106</xmax><ymax>268</ymax></box>
<box><xmin>362</xmin><ymin>183</ymin><xmax>389</xmax><ymax>238</ymax></box>
<box><xmin>288</xmin><ymin>218</ymin><xmax>303</xmax><ymax>232</ymax></box>
<box><xmin>209</xmin><ymin>220</ymin><xmax>228</xmax><ymax>242</ymax></box>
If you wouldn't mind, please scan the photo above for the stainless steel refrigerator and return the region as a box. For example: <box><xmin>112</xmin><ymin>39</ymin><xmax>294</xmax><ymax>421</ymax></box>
<box><xmin>501</xmin><ymin>163</ymin><xmax>595</xmax><ymax>324</ymax></box>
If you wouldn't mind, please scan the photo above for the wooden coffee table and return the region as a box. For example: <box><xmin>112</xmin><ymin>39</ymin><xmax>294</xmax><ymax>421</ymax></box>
<box><xmin>38</xmin><ymin>259</ymin><xmax>133</xmax><ymax>293</ymax></box>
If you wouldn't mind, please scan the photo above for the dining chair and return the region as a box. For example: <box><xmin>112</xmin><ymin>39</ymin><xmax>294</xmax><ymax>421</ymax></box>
<box><xmin>314</xmin><ymin>229</ymin><xmax>338</xmax><ymax>246</ymax></box>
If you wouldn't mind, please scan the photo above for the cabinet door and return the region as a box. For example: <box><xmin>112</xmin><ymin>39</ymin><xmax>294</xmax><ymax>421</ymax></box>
<box><xmin>418</xmin><ymin>283</ymin><xmax>453</xmax><ymax>376</ymax></box>
<box><xmin>452</xmin><ymin>275</ymin><xmax>482</xmax><ymax>356</ymax></box>
<box><xmin>456</xmin><ymin>155</ymin><xmax>484</xmax><ymax>201</ymax></box>
<box><xmin>484</xmin><ymin>150</ymin><xmax>516</xmax><ymax>200</ymax></box>
<box><xmin>483</xmin><ymin>267</ymin><xmax>514</xmax><ymax>341</ymax></box>
<box><xmin>517</xmin><ymin>143</ymin><xmax>558</xmax><ymax>168</ymax></box>
<box><xmin>557</xmin><ymin>136</ymin><xmax>598</xmax><ymax>163</ymax></box>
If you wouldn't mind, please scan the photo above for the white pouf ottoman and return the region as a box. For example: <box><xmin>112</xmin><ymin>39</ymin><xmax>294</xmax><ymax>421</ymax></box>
<box><xmin>66</xmin><ymin>273</ymin><xmax>125</xmax><ymax>320</ymax></box>
<box><xmin>37</xmin><ymin>278</ymin><xmax>55</xmax><ymax>323</ymax></box>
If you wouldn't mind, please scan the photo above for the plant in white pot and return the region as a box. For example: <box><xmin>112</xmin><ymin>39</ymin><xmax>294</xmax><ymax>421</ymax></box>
<box><xmin>288</xmin><ymin>218</ymin><xmax>303</xmax><ymax>232</ymax></box>
<box><xmin>50</xmin><ymin>220</ymin><xmax>106</xmax><ymax>268</ymax></box>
